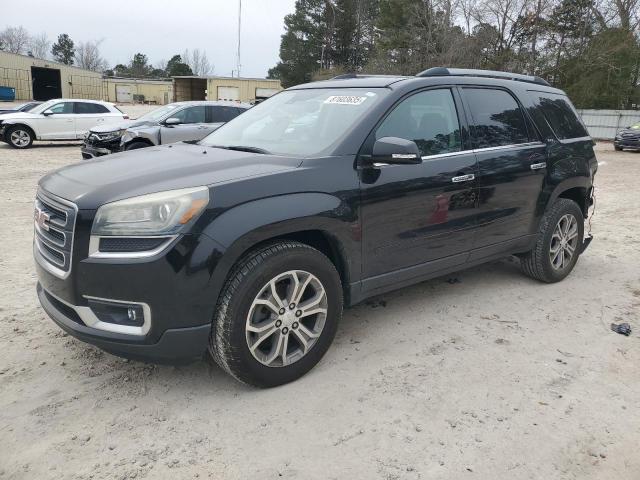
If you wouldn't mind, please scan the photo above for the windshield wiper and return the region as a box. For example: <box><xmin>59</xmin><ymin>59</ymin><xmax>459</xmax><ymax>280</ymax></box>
<box><xmin>224</xmin><ymin>145</ymin><xmax>271</xmax><ymax>154</ymax></box>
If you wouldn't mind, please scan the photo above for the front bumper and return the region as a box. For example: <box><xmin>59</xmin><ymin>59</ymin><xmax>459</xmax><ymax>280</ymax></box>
<box><xmin>35</xmin><ymin>230</ymin><xmax>226</xmax><ymax>364</ymax></box>
<box><xmin>38</xmin><ymin>283</ymin><xmax>211</xmax><ymax>363</ymax></box>
<box><xmin>614</xmin><ymin>138</ymin><xmax>640</xmax><ymax>150</ymax></box>
<box><xmin>81</xmin><ymin>138</ymin><xmax>121</xmax><ymax>159</ymax></box>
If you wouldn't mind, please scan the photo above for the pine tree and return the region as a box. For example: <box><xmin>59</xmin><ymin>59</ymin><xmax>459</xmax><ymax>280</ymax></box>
<box><xmin>51</xmin><ymin>34</ymin><xmax>75</xmax><ymax>65</ymax></box>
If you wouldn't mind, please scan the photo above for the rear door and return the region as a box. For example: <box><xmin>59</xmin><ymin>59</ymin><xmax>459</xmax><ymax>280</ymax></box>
<box><xmin>36</xmin><ymin>101</ymin><xmax>75</xmax><ymax>139</ymax></box>
<box><xmin>204</xmin><ymin>105</ymin><xmax>243</xmax><ymax>134</ymax></box>
<box><xmin>459</xmin><ymin>87</ymin><xmax>547</xmax><ymax>256</ymax></box>
<box><xmin>359</xmin><ymin>87</ymin><xmax>479</xmax><ymax>282</ymax></box>
<box><xmin>73</xmin><ymin>102</ymin><xmax>112</xmax><ymax>138</ymax></box>
<box><xmin>159</xmin><ymin>105</ymin><xmax>207</xmax><ymax>144</ymax></box>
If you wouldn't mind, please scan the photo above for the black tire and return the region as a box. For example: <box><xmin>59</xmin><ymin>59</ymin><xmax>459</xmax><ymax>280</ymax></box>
<box><xmin>209</xmin><ymin>241</ymin><xmax>343</xmax><ymax>387</ymax></box>
<box><xmin>5</xmin><ymin>125</ymin><xmax>34</xmax><ymax>149</ymax></box>
<box><xmin>124</xmin><ymin>141</ymin><xmax>149</xmax><ymax>151</ymax></box>
<box><xmin>520</xmin><ymin>199</ymin><xmax>584</xmax><ymax>283</ymax></box>
<box><xmin>614</xmin><ymin>145</ymin><xmax>623</xmax><ymax>151</ymax></box>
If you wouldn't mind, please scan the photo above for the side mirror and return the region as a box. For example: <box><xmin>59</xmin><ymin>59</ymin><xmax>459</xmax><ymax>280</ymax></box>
<box><xmin>164</xmin><ymin>117</ymin><xmax>181</xmax><ymax>126</ymax></box>
<box><xmin>42</xmin><ymin>109</ymin><xmax>54</xmax><ymax>116</ymax></box>
<box><xmin>371</xmin><ymin>137</ymin><xmax>422</xmax><ymax>165</ymax></box>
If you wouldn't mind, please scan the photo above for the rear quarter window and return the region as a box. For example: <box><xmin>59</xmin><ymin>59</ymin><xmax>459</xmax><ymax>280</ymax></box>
<box><xmin>533</xmin><ymin>92</ymin><xmax>588</xmax><ymax>140</ymax></box>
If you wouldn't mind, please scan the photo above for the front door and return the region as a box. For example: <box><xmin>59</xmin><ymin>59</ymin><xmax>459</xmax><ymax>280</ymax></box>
<box><xmin>35</xmin><ymin>101</ymin><xmax>76</xmax><ymax>140</ymax></box>
<box><xmin>359</xmin><ymin>88</ymin><xmax>479</xmax><ymax>285</ymax></box>
<box><xmin>459</xmin><ymin>87</ymin><xmax>547</xmax><ymax>255</ymax></box>
<box><xmin>160</xmin><ymin>105</ymin><xmax>208</xmax><ymax>144</ymax></box>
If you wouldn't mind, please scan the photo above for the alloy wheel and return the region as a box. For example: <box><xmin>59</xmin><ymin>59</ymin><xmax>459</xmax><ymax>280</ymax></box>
<box><xmin>549</xmin><ymin>213</ymin><xmax>579</xmax><ymax>270</ymax></box>
<box><xmin>10</xmin><ymin>130</ymin><xmax>30</xmax><ymax>147</ymax></box>
<box><xmin>245</xmin><ymin>270</ymin><xmax>328</xmax><ymax>367</ymax></box>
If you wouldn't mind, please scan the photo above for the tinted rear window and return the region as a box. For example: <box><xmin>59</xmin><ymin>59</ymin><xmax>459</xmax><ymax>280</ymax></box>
<box><xmin>463</xmin><ymin>88</ymin><xmax>530</xmax><ymax>148</ymax></box>
<box><xmin>208</xmin><ymin>106</ymin><xmax>241</xmax><ymax>123</ymax></box>
<box><xmin>75</xmin><ymin>102</ymin><xmax>109</xmax><ymax>114</ymax></box>
<box><xmin>534</xmin><ymin>92</ymin><xmax>588</xmax><ymax>140</ymax></box>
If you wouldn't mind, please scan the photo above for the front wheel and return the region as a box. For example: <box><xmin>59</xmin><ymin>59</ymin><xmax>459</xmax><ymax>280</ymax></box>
<box><xmin>124</xmin><ymin>141</ymin><xmax>149</xmax><ymax>151</ymax></box>
<box><xmin>614</xmin><ymin>145</ymin><xmax>623</xmax><ymax>151</ymax></box>
<box><xmin>520</xmin><ymin>199</ymin><xmax>584</xmax><ymax>283</ymax></box>
<box><xmin>6</xmin><ymin>125</ymin><xmax>34</xmax><ymax>149</ymax></box>
<box><xmin>209</xmin><ymin>241</ymin><xmax>343</xmax><ymax>387</ymax></box>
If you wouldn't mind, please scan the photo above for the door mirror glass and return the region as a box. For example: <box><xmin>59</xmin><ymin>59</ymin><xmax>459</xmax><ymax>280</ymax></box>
<box><xmin>42</xmin><ymin>109</ymin><xmax>54</xmax><ymax>116</ymax></box>
<box><xmin>164</xmin><ymin>117</ymin><xmax>181</xmax><ymax>126</ymax></box>
<box><xmin>372</xmin><ymin>137</ymin><xmax>421</xmax><ymax>164</ymax></box>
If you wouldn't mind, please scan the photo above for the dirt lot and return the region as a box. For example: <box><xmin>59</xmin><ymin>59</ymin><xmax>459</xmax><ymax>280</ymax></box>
<box><xmin>0</xmin><ymin>114</ymin><xmax>639</xmax><ymax>479</ymax></box>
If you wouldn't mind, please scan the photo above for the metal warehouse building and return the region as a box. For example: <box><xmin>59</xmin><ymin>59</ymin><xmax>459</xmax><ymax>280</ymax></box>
<box><xmin>0</xmin><ymin>51</ymin><xmax>282</xmax><ymax>105</ymax></box>
<box><xmin>173</xmin><ymin>76</ymin><xmax>282</xmax><ymax>103</ymax></box>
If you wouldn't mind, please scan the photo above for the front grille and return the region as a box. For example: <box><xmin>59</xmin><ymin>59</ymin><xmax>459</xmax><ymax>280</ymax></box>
<box><xmin>34</xmin><ymin>191</ymin><xmax>77</xmax><ymax>277</ymax></box>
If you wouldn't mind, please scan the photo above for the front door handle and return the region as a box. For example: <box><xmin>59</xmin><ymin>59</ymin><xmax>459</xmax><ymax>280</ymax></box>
<box><xmin>530</xmin><ymin>162</ymin><xmax>547</xmax><ymax>170</ymax></box>
<box><xmin>451</xmin><ymin>173</ymin><xmax>475</xmax><ymax>183</ymax></box>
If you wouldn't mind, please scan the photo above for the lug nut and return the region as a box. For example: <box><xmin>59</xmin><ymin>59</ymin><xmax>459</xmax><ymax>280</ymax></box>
<box><xmin>275</xmin><ymin>320</ymin><xmax>282</xmax><ymax>327</ymax></box>
<box><xmin>292</xmin><ymin>322</ymin><xmax>299</xmax><ymax>329</ymax></box>
<box><xmin>282</xmin><ymin>327</ymin><xmax>289</xmax><ymax>334</ymax></box>
<box><xmin>289</xmin><ymin>303</ymin><xmax>296</xmax><ymax>310</ymax></box>
<box><xmin>295</xmin><ymin>310</ymin><xmax>302</xmax><ymax>317</ymax></box>
<box><xmin>279</xmin><ymin>308</ymin><xmax>286</xmax><ymax>315</ymax></box>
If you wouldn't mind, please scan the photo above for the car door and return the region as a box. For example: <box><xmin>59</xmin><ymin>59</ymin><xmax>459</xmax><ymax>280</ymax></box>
<box><xmin>36</xmin><ymin>101</ymin><xmax>76</xmax><ymax>139</ymax></box>
<box><xmin>459</xmin><ymin>87</ymin><xmax>547</xmax><ymax>257</ymax></box>
<box><xmin>359</xmin><ymin>88</ymin><xmax>479</xmax><ymax>283</ymax></box>
<box><xmin>73</xmin><ymin>102</ymin><xmax>112</xmax><ymax>138</ymax></box>
<box><xmin>160</xmin><ymin>105</ymin><xmax>207</xmax><ymax>144</ymax></box>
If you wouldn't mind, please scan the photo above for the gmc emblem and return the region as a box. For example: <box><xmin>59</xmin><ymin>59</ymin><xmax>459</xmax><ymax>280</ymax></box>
<box><xmin>34</xmin><ymin>207</ymin><xmax>51</xmax><ymax>231</ymax></box>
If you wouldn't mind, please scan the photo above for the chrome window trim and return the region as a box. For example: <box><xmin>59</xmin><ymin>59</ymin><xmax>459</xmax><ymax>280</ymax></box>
<box><xmin>44</xmin><ymin>289</ymin><xmax>151</xmax><ymax>336</ymax></box>
<box><xmin>88</xmin><ymin>235</ymin><xmax>177</xmax><ymax>259</ymax></box>
<box><xmin>472</xmin><ymin>141</ymin><xmax>544</xmax><ymax>154</ymax></box>
<box><xmin>33</xmin><ymin>190</ymin><xmax>77</xmax><ymax>279</ymax></box>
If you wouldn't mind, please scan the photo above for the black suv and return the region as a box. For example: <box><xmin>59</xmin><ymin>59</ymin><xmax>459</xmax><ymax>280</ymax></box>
<box><xmin>35</xmin><ymin>68</ymin><xmax>597</xmax><ymax>387</ymax></box>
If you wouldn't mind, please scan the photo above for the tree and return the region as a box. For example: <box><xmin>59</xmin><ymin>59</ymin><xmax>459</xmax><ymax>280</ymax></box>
<box><xmin>75</xmin><ymin>39</ymin><xmax>108</xmax><ymax>72</ymax></box>
<box><xmin>166</xmin><ymin>54</ymin><xmax>193</xmax><ymax>76</ymax></box>
<box><xmin>182</xmin><ymin>49</ymin><xmax>213</xmax><ymax>75</ymax></box>
<box><xmin>28</xmin><ymin>32</ymin><xmax>50</xmax><ymax>60</ymax></box>
<box><xmin>0</xmin><ymin>26</ymin><xmax>30</xmax><ymax>54</ymax></box>
<box><xmin>129</xmin><ymin>52</ymin><xmax>151</xmax><ymax>77</ymax></box>
<box><xmin>51</xmin><ymin>34</ymin><xmax>75</xmax><ymax>65</ymax></box>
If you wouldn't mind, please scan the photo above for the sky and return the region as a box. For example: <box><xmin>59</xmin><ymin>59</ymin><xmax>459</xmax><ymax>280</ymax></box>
<box><xmin>2</xmin><ymin>0</ymin><xmax>296</xmax><ymax>78</ymax></box>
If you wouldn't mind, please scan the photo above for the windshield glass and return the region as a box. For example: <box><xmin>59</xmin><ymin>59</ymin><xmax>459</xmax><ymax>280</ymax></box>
<box><xmin>136</xmin><ymin>104</ymin><xmax>181</xmax><ymax>122</ymax></box>
<box><xmin>201</xmin><ymin>88</ymin><xmax>388</xmax><ymax>156</ymax></box>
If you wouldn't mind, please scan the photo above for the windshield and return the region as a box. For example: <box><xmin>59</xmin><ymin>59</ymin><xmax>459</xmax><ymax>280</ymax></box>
<box><xmin>136</xmin><ymin>104</ymin><xmax>181</xmax><ymax>122</ymax></box>
<box><xmin>201</xmin><ymin>88</ymin><xmax>388</xmax><ymax>156</ymax></box>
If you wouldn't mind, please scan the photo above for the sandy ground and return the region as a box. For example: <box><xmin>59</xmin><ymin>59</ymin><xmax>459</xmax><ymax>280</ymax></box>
<box><xmin>0</xmin><ymin>115</ymin><xmax>639</xmax><ymax>479</ymax></box>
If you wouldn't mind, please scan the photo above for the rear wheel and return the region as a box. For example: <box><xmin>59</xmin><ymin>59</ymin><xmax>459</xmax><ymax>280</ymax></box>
<box><xmin>520</xmin><ymin>199</ymin><xmax>584</xmax><ymax>283</ymax></box>
<box><xmin>6</xmin><ymin>125</ymin><xmax>33</xmax><ymax>149</ymax></box>
<box><xmin>209</xmin><ymin>241</ymin><xmax>343</xmax><ymax>387</ymax></box>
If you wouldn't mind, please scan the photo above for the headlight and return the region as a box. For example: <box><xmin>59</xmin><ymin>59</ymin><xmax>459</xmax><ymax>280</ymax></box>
<box><xmin>92</xmin><ymin>187</ymin><xmax>209</xmax><ymax>236</ymax></box>
<box><xmin>97</xmin><ymin>129</ymin><xmax>125</xmax><ymax>141</ymax></box>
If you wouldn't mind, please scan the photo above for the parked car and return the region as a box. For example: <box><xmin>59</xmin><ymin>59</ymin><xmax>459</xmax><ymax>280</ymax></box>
<box><xmin>0</xmin><ymin>99</ymin><xmax>127</xmax><ymax>149</ymax></box>
<box><xmin>614</xmin><ymin>122</ymin><xmax>640</xmax><ymax>151</ymax></box>
<box><xmin>81</xmin><ymin>101</ymin><xmax>250</xmax><ymax>159</ymax></box>
<box><xmin>34</xmin><ymin>68</ymin><xmax>597</xmax><ymax>387</ymax></box>
<box><xmin>0</xmin><ymin>101</ymin><xmax>43</xmax><ymax>115</ymax></box>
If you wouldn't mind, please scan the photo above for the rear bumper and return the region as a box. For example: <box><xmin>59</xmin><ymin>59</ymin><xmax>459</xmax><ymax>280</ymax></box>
<box><xmin>38</xmin><ymin>283</ymin><xmax>211</xmax><ymax>364</ymax></box>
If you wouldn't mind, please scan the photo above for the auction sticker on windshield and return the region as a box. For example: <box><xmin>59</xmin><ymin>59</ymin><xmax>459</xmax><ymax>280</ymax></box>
<box><xmin>324</xmin><ymin>95</ymin><xmax>368</xmax><ymax>105</ymax></box>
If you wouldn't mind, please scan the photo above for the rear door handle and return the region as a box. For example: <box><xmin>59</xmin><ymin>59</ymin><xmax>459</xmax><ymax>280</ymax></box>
<box><xmin>451</xmin><ymin>174</ymin><xmax>475</xmax><ymax>183</ymax></box>
<box><xmin>530</xmin><ymin>162</ymin><xmax>547</xmax><ymax>170</ymax></box>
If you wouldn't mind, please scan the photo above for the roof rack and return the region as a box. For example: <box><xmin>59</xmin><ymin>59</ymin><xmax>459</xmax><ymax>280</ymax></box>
<box><xmin>416</xmin><ymin>67</ymin><xmax>550</xmax><ymax>86</ymax></box>
<box><xmin>331</xmin><ymin>73</ymin><xmax>407</xmax><ymax>80</ymax></box>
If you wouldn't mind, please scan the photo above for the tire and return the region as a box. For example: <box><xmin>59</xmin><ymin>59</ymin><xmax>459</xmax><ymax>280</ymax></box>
<box><xmin>124</xmin><ymin>141</ymin><xmax>149</xmax><ymax>151</ymax></box>
<box><xmin>5</xmin><ymin>125</ymin><xmax>34</xmax><ymax>149</ymax></box>
<box><xmin>209</xmin><ymin>241</ymin><xmax>343</xmax><ymax>387</ymax></box>
<box><xmin>520</xmin><ymin>199</ymin><xmax>584</xmax><ymax>283</ymax></box>
<box><xmin>614</xmin><ymin>145</ymin><xmax>623</xmax><ymax>151</ymax></box>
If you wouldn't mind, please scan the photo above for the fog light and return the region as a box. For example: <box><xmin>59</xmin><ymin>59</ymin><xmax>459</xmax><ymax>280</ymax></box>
<box><xmin>87</xmin><ymin>299</ymin><xmax>145</xmax><ymax>327</ymax></box>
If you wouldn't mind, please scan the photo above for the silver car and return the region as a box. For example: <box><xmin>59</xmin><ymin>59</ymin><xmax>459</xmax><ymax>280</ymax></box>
<box><xmin>81</xmin><ymin>101</ymin><xmax>250</xmax><ymax>159</ymax></box>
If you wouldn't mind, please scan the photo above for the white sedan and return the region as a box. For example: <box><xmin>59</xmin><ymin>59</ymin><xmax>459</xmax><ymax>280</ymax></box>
<box><xmin>0</xmin><ymin>99</ymin><xmax>127</xmax><ymax>149</ymax></box>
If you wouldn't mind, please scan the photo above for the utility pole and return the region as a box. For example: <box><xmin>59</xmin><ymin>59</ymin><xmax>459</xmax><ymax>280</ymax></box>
<box><xmin>236</xmin><ymin>0</ymin><xmax>242</xmax><ymax>78</ymax></box>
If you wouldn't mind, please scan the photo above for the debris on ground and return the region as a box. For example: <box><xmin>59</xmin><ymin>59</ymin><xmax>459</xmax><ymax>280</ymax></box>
<box><xmin>610</xmin><ymin>323</ymin><xmax>632</xmax><ymax>336</ymax></box>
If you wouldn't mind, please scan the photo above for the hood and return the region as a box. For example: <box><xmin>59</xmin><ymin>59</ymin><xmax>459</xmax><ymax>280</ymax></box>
<box><xmin>618</xmin><ymin>126</ymin><xmax>640</xmax><ymax>136</ymax></box>
<box><xmin>0</xmin><ymin>112</ymin><xmax>38</xmax><ymax>121</ymax></box>
<box><xmin>89</xmin><ymin>119</ymin><xmax>155</xmax><ymax>133</ymax></box>
<box><xmin>38</xmin><ymin>142</ymin><xmax>302</xmax><ymax>208</ymax></box>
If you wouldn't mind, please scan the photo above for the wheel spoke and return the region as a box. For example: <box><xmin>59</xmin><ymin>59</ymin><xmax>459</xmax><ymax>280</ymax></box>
<box><xmin>292</xmin><ymin>273</ymin><xmax>312</xmax><ymax>306</ymax></box>
<box><xmin>297</xmin><ymin>323</ymin><xmax>320</xmax><ymax>339</ymax></box>
<box><xmin>269</xmin><ymin>279</ymin><xmax>285</xmax><ymax>309</ymax></box>
<box><xmin>249</xmin><ymin>326</ymin><xmax>278</xmax><ymax>352</ymax></box>
<box><xmin>299</xmin><ymin>307</ymin><xmax>327</xmax><ymax>319</ymax></box>
<box><xmin>253</xmin><ymin>298</ymin><xmax>281</xmax><ymax>316</ymax></box>
<box><xmin>264</xmin><ymin>332</ymin><xmax>284</xmax><ymax>365</ymax></box>
<box><xmin>281</xmin><ymin>333</ymin><xmax>290</xmax><ymax>365</ymax></box>
<box><xmin>298</xmin><ymin>290</ymin><xmax>325</xmax><ymax>313</ymax></box>
<box><xmin>246</xmin><ymin>318</ymin><xmax>278</xmax><ymax>333</ymax></box>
